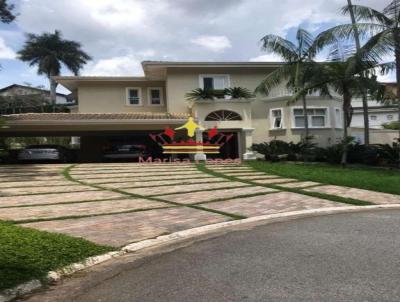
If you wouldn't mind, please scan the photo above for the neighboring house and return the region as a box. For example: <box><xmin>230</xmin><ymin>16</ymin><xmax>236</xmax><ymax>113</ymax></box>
<box><xmin>350</xmin><ymin>83</ymin><xmax>399</xmax><ymax>144</ymax></box>
<box><xmin>351</xmin><ymin>99</ymin><xmax>398</xmax><ymax>129</ymax></box>
<box><xmin>0</xmin><ymin>84</ymin><xmax>73</xmax><ymax>114</ymax></box>
<box><xmin>1</xmin><ymin>62</ymin><xmax>346</xmax><ymax>161</ymax></box>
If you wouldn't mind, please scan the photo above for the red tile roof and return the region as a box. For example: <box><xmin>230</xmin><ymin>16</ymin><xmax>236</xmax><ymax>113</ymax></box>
<box><xmin>3</xmin><ymin>112</ymin><xmax>190</xmax><ymax>121</ymax></box>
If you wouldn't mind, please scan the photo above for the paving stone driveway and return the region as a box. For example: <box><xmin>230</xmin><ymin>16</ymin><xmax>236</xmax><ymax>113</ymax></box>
<box><xmin>1</xmin><ymin>163</ymin><xmax>399</xmax><ymax>248</ymax></box>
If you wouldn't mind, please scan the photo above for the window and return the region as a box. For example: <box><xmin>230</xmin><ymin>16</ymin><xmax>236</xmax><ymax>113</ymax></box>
<box><xmin>199</xmin><ymin>75</ymin><xmax>230</xmax><ymax>90</ymax></box>
<box><xmin>370</xmin><ymin>115</ymin><xmax>377</xmax><ymax>121</ymax></box>
<box><xmin>292</xmin><ymin>107</ymin><xmax>328</xmax><ymax>128</ymax></box>
<box><xmin>205</xmin><ymin>110</ymin><xmax>242</xmax><ymax>121</ymax></box>
<box><xmin>335</xmin><ymin>108</ymin><xmax>342</xmax><ymax>128</ymax></box>
<box><xmin>270</xmin><ymin>108</ymin><xmax>283</xmax><ymax>129</ymax></box>
<box><xmin>126</xmin><ymin>88</ymin><xmax>142</xmax><ymax>106</ymax></box>
<box><xmin>387</xmin><ymin>115</ymin><xmax>393</xmax><ymax>120</ymax></box>
<box><xmin>148</xmin><ymin>88</ymin><xmax>163</xmax><ymax>106</ymax></box>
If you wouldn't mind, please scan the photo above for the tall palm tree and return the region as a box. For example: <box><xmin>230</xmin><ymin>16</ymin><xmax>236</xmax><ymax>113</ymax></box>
<box><xmin>313</xmin><ymin>0</ymin><xmax>399</xmax><ymax>150</ymax></box>
<box><xmin>256</xmin><ymin>28</ymin><xmax>324</xmax><ymax>142</ymax></box>
<box><xmin>292</xmin><ymin>51</ymin><xmax>390</xmax><ymax>166</ymax></box>
<box><xmin>18</xmin><ymin>30</ymin><xmax>91</xmax><ymax>106</ymax></box>
<box><xmin>346</xmin><ymin>0</ymin><xmax>370</xmax><ymax>145</ymax></box>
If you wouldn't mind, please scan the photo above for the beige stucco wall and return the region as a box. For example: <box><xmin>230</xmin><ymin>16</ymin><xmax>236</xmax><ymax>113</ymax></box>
<box><xmin>77</xmin><ymin>81</ymin><xmax>167</xmax><ymax>113</ymax></box>
<box><xmin>251</xmin><ymin>97</ymin><xmax>344</xmax><ymax>147</ymax></box>
<box><xmin>350</xmin><ymin>128</ymin><xmax>398</xmax><ymax>145</ymax></box>
<box><xmin>165</xmin><ymin>67</ymin><xmax>276</xmax><ymax>113</ymax></box>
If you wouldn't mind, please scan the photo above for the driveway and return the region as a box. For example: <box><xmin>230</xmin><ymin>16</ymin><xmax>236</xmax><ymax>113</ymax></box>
<box><xmin>22</xmin><ymin>210</ymin><xmax>400</xmax><ymax>302</ymax></box>
<box><xmin>1</xmin><ymin>163</ymin><xmax>400</xmax><ymax>247</ymax></box>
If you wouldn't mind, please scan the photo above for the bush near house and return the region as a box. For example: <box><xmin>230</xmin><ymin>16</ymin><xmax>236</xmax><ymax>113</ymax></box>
<box><xmin>382</xmin><ymin>121</ymin><xmax>400</xmax><ymax>130</ymax></box>
<box><xmin>251</xmin><ymin>139</ymin><xmax>400</xmax><ymax>167</ymax></box>
<box><xmin>185</xmin><ymin>87</ymin><xmax>253</xmax><ymax>101</ymax></box>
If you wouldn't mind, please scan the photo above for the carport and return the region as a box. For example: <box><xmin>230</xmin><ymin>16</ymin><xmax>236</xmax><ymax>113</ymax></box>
<box><xmin>0</xmin><ymin>112</ymin><xmax>190</xmax><ymax>162</ymax></box>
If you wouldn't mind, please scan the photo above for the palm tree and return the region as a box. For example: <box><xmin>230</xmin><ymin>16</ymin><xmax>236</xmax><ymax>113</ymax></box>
<box><xmin>255</xmin><ymin>28</ymin><xmax>324</xmax><ymax>142</ymax></box>
<box><xmin>346</xmin><ymin>0</ymin><xmax>370</xmax><ymax>145</ymax></box>
<box><xmin>313</xmin><ymin>0</ymin><xmax>400</xmax><ymax>156</ymax></box>
<box><xmin>17</xmin><ymin>30</ymin><xmax>91</xmax><ymax>106</ymax></box>
<box><xmin>292</xmin><ymin>51</ymin><xmax>390</xmax><ymax>166</ymax></box>
<box><xmin>0</xmin><ymin>0</ymin><xmax>15</xmax><ymax>23</ymax></box>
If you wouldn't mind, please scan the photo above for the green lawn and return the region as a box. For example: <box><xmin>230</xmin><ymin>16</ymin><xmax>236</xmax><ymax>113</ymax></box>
<box><xmin>0</xmin><ymin>222</ymin><xmax>113</xmax><ymax>291</ymax></box>
<box><xmin>248</xmin><ymin>161</ymin><xmax>400</xmax><ymax>195</ymax></box>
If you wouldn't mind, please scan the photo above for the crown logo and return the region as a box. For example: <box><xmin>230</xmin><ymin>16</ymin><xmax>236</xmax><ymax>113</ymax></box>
<box><xmin>150</xmin><ymin>117</ymin><xmax>233</xmax><ymax>154</ymax></box>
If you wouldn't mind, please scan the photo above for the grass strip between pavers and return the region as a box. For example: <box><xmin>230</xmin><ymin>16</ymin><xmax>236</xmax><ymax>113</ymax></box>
<box><xmin>0</xmin><ymin>197</ymin><xmax>129</xmax><ymax>209</ymax></box>
<box><xmin>13</xmin><ymin>205</ymin><xmax>175</xmax><ymax>224</ymax></box>
<box><xmin>0</xmin><ymin>188</ymin><xmax>99</xmax><ymax>198</ymax></box>
<box><xmin>193</xmin><ymin>191</ymin><xmax>279</xmax><ymax>205</ymax></box>
<box><xmin>198</xmin><ymin>164</ymin><xmax>373</xmax><ymax>206</ymax></box>
<box><xmin>88</xmin><ymin>175</ymin><xmax>215</xmax><ymax>185</ymax></box>
<box><xmin>100</xmin><ymin>179</ymin><xmax>229</xmax><ymax>190</ymax></box>
<box><xmin>148</xmin><ymin>184</ymin><xmax>252</xmax><ymax>197</ymax></box>
<box><xmin>63</xmin><ymin>165</ymin><xmax>246</xmax><ymax>221</ymax></box>
<box><xmin>0</xmin><ymin>221</ymin><xmax>113</xmax><ymax>292</ymax></box>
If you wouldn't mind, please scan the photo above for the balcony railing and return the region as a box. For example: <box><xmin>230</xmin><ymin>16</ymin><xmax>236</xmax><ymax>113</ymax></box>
<box><xmin>268</xmin><ymin>88</ymin><xmax>321</xmax><ymax>99</ymax></box>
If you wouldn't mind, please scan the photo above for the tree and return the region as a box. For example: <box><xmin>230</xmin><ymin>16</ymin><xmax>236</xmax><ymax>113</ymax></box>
<box><xmin>346</xmin><ymin>0</ymin><xmax>370</xmax><ymax>145</ymax></box>
<box><xmin>17</xmin><ymin>30</ymin><xmax>91</xmax><ymax>106</ymax></box>
<box><xmin>312</xmin><ymin>0</ymin><xmax>400</xmax><ymax>162</ymax></box>
<box><xmin>292</xmin><ymin>51</ymin><xmax>390</xmax><ymax>166</ymax></box>
<box><xmin>0</xmin><ymin>0</ymin><xmax>15</xmax><ymax>23</ymax></box>
<box><xmin>255</xmin><ymin>28</ymin><xmax>327</xmax><ymax>142</ymax></box>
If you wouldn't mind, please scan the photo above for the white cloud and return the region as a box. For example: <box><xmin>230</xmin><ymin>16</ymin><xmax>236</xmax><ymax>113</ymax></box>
<box><xmin>191</xmin><ymin>35</ymin><xmax>232</xmax><ymax>52</ymax></box>
<box><xmin>83</xmin><ymin>55</ymin><xmax>144</xmax><ymax>76</ymax></box>
<box><xmin>86</xmin><ymin>0</ymin><xmax>146</xmax><ymax>29</ymax></box>
<box><xmin>0</xmin><ymin>37</ymin><xmax>16</xmax><ymax>59</ymax></box>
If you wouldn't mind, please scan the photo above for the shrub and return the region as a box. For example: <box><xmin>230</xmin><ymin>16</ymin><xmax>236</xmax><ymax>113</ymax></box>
<box><xmin>382</xmin><ymin>121</ymin><xmax>400</xmax><ymax>130</ymax></box>
<box><xmin>224</xmin><ymin>87</ymin><xmax>254</xmax><ymax>99</ymax></box>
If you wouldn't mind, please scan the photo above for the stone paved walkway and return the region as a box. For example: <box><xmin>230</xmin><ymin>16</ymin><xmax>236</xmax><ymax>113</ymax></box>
<box><xmin>0</xmin><ymin>163</ymin><xmax>399</xmax><ymax>248</ymax></box>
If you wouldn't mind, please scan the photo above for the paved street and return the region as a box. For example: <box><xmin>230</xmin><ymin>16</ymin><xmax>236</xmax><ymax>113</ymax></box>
<box><xmin>1</xmin><ymin>163</ymin><xmax>400</xmax><ymax>247</ymax></box>
<box><xmin>23</xmin><ymin>210</ymin><xmax>400</xmax><ymax>302</ymax></box>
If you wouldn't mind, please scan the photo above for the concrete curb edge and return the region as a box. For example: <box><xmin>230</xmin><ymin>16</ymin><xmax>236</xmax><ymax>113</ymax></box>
<box><xmin>2</xmin><ymin>204</ymin><xmax>400</xmax><ymax>302</ymax></box>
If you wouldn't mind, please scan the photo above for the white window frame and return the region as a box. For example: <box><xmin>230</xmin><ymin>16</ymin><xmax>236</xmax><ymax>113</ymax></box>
<box><xmin>334</xmin><ymin>107</ymin><xmax>343</xmax><ymax>128</ymax></box>
<box><xmin>291</xmin><ymin>106</ymin><xmax>330</xmax><ymax>129</ymax></box>
<box><xmin>198</xmin><ymin>74</ymin><xmax>231</xmax><ymax>90</ymax></box>
<box><xmin>147</xmin><ymin>87</ymin><xmax>164</xmax><ymax>106</ymax></box>
<box><xmin>126</xmin><ymin>87</ymin><xmax>142</xmax><ymax>106</ymax></box>
<box><xmin>270</xmin><ymin>108</ymin><xmax>284</xmax><ymax>129</ymax></box>
<box><xmin>387</xmin><ymin>114</ymin><xmax>393</xmax><ymax>121</ymax></box>
<box><xmin>370</xmin><ymin>115</ymin><xmax>377</xmax><ymax>121</ymax></box>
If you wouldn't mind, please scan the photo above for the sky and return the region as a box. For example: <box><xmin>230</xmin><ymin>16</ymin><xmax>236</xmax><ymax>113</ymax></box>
<box><xmin>0</xmin><ymin>0</ymin><xmax>392</xmax><ymax>94</ymax></box>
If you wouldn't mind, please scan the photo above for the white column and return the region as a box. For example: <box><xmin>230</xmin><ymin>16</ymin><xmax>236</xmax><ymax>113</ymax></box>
<box><xmin>194</xmin><ymin>128</ymin><xmax>207</xmax><ymax>161</ymax></box>
<box><xmin>242</xmin><ymin>128</ymin><xmax>256</xmax><ymax>160</ymax></box>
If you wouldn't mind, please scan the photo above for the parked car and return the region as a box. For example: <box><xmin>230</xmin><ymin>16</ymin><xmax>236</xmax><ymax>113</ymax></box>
<box><xmin>103</xmin><ymin>144</ymin><xmax>148</xmax><ymax>161</ymax></box>
<box><xmin>18</xmin><ymin>145</ymin><xmax>71</xmax><ymax>162</ymax></box>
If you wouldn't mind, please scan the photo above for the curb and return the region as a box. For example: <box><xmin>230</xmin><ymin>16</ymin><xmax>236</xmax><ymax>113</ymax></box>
<box><xmin>2</xmin><ymin>204</ymin><xmax>400</xmax><ymax>301</ymax></box>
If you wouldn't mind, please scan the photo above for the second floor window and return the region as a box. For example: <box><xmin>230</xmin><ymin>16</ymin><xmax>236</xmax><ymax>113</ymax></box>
<box><xmin>199</xmin><ymin>75</ymin><xmax>229</xmax><ymax>90</ymax></box>
<box><xmin>127</xmin><ymin>88</ymin><xmax>142</xmax><ymax>106</ymax></box>
<box><xmin>293</xmin><ymin>108</ymin><xmax>328</xmax><ymax>128</ymax></box>
<box><xmin>270</xmin><ymin>109</ymin><xmax>283</xmax><ymax>129</ymax></box>
<box><xmin>148</xmin><ymin>88</ymin><xmax>163</xmax><ymax>105</ymax></box>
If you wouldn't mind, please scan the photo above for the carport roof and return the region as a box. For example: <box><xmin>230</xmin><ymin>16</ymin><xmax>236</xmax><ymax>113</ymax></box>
<box><xmin>3</xmin><ymin>112</ymin><xmax>190</xmax><ymax>121</ymax></box>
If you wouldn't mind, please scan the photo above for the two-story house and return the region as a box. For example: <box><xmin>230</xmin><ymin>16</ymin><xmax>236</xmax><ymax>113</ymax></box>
<box><xmin>2</xmin><ymin>61</ymin><xmax>345</xmax><ymax>161</ymax></box>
